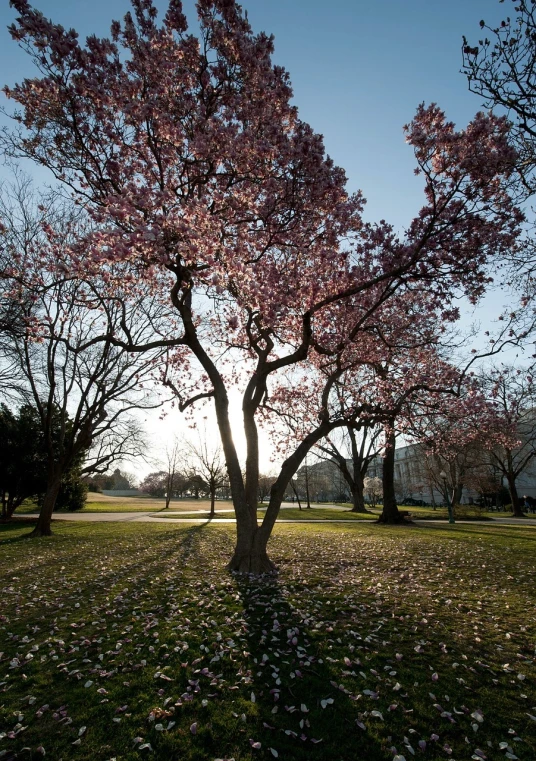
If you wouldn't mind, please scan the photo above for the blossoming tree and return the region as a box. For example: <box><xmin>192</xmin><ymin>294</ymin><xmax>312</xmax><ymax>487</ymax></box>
<box><xmin>3</xmin><ymin>0</ymin><xmax>522</xmax><ymax>570</ymax></box>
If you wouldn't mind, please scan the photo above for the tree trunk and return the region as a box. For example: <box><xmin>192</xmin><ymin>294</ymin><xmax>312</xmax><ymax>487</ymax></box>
<box><xmin>165</xmin><ymin>471</ymin><xmax>172</xmax><ymax>509</ymax></box>
<box><xmin>30</xmin><ymin>478</ymin><xmax>62</xmax><ymax>537</ymax></box>
<box><xmin>291</xmin><ymin>482</ymin><xmax>302</xmax><ymax>510</ymax></box>
<box><xmin>335</xmin><ymin>451</ymin><xmax>369</xmax><ymax>513</ymax></box>
<box><xmin>506</xmin><ymin>473</ymin><xmax>525</xmax><ymax>517</ymax></box>
<box><xmin>6</xmin><ymin>496</ymin><xmax>22</xmax><ymax>520</ymax></box>
<box><xmin>227</xmin><ymin>524</ymin><xmax>276</xmax><ymax>574</ymax></box>
<box><xmin>210</xmin><ymin>485</ymin><xmax>216</xmax><ymax>518</ymax></box>
<box><xmin>377</xmin><ymin>428</ymin><xmax>404</xmax><ymax>524</ymax></box>
<box><xmin>230</xmin><ymin>420</ymin><xmax>342</xmax><ymax>573</ymax></box>
<box><xmin>350</xmin><ymin>475</ymin><xmax>369</xmax><ymax>513</ymax></box>
<box><xmin>349</xmin><ymin>429</ymin><xmax>370</xmax><ymax>513</ymax></box>
<box><xmin>305</xmin><ymin>464</ymin><xmax>311</xmax><ymax>508</ymax></box>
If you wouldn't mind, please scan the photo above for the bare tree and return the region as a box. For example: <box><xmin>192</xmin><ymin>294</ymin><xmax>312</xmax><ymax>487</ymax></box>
<box><xmin>185</xmin><ymin>435</ymin><xmax>227</xmax><ymax>518</ymax></box>
<box><xmin>1</xmin><ymin>277</ymin><xmax>171</xmax><ymax>535</ymax></box>
<box><xmin>317</xmin><ymin>424</ymin><xmax>382</xmax><ymax>512</ymax></box>
<box><xmin>0</xmin><ymin>181</ymin><xmax>176</xmax><ymax>535</ymax></box>
<box><xmin>258</xmin><ymin>474</ymin><xmax>276</xmax><ymax>504</ymax></box>
<box><xmin>163</xmin><ymin>438</ymin><xmax>182</xmax><ymax>509</ymax></box>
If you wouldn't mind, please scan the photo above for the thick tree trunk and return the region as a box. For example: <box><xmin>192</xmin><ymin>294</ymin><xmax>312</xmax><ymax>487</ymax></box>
<box><xmin>506</xmin><ymin>473</ymin><xmax>525</xmax><ymax>517</ymax></box>
<box><xmin>6</xmin><ymin>497</ymin><xmax>20</xmax><ymax>520</ymax></box>
<box><xmin>350</xmin><ymin>477</ymin><xmax>369</xmax><ymax>513</ymax></box>
<box><xmin>348</xmin><ymin>430</ymin><xmax>370</xmax><ymax>513</ymax></box>
<box><xmin>227</xmin><ymin>524</ymin><xmax>276</xmax><ymax>574</ymax></box>
<box><xmin>377</xmin><ymin>428</ymin><xmax>404</xmax><ymax>524</ymax></box>
<box><xmin>30</xmin><ymin>478</ymin><xmax>62</xmax><ymax>537</ymax></box>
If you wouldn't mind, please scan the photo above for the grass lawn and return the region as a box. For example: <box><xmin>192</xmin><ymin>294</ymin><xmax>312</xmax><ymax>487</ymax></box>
<box><xmin>16</xmin><ymin>494</ymin><xmax>224</xmax><ymax>515</ymax></box>
<box><xmin>1</xmin><ymin>520</ymin><xmax>535</xmax><ymax>761</ymax></box>
<box><xmin>163</xmin><ymin>507</ymin><xmax>377</xmax><ymax>521</ymax></box>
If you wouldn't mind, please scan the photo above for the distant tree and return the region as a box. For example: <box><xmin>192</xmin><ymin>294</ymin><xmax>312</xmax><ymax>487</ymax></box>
<box><xmin>406</xmin><ymin>379</ymin><xmax>519</xmax><ymax>515</ymax></box>
<box><xmin>187</xmin><ymin>474</ymin><xmax>207</xmax><ymax>501</ymax></box>
<box><xmin>139</xmin><ymin>471</ymin><xmax>168</xmax><ymax>498</ymax></box>
<box><xmin>317</xmin><ymin>424</ymin><xmax>381</xmax><ymax>512</ymax></box>
<box><xmin>0</xmin><ymin>402</ymin><xmax>87</xmax><ymax>519</ymax></box>
<box><xmin>0</xmin><ymin>181</ymin><xmax>173</xmax><ymax>535</ymax></box>
<box><xmin>258</xmin><ymin>474</ymin><xmax>276</xmax><ymax>504</ymax></box>
<box><xmin>140</xmin><ymin>445</ymin><xmax>186</xmax><ymax>506</ymax></box>
<box><xmin>481</xmin><ymin>365</ymin><xmax>536</xmax><ymax>516</ymax></box>
<box><xmin>421</xmin><ymin>445</ymin><xmax>488</xmax><ymax>510</ymax></box>
<box><xmin>185</xmin><ymin>437</ymin><xmax>227</xmax><ymax>518</ymax></box>
<box><xmin>163</xmin><ymin>438</ymin><xmax>182</xmax><ymax>509</ymax></box>
<box><xmin>293</xmin><ymin>458</ymin><xmax>316</xmax><ymax>508</ymax></box>
<box><xmin>363</xmin><ymin>476</ymin><xmax>383</xmax><ymax>510</ymax></box>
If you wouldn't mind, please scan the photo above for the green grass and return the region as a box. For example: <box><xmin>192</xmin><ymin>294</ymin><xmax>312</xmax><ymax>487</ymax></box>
<box><xmin>163</xmin><ymin>507</ymin><xmax>377</xmax><ymax>521</ymax></box>
<box><xmin>15</xmin><ymin>498</ymin><xmax>233</xmax><ymax>514</ymax></box>
<box><xmin>82</xmin><ymin>502</ymin><xmax>181</xmax><ymax>513</ymax></box>
<box><xmin>338</xmin><ymin>503</ymin><xmax>517</xmax><ymax>520</ymax></box>
<box><xmin>1</xmin><ymin>520</ymin><xmax>535</xmax><ymax>761</ymax></box>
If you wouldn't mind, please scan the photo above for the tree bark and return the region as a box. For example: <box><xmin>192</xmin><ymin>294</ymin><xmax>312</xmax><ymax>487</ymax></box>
<box><xmin>209</xmin><ymin>485</ymin><xmax>216</xmax><ymax>518</ymax></box>
<box><xmin>6</xmin><ymin>497</ymin><xmax>20</xmax><ymax>521</ymax></box>
<box><xmin>453</xmin><ymin>483</ymin><xmax>463</xmax><ymax>507</ymax></box>
<box><xmin>227</xmin><ymin>525</ymin><xmax>276</xmax><ymax>574</ymax></box>
<box><xmin>304</xmin><ymin>463</ymin><xmax>311</xmax><ymax>508</ymax></box>
<box><xmin>506</xmin><ymin>472</ymin><xmax>525</xmax><ymax>517</ymax></box>
<box><xmin>377</xmin><ymin>427</ymin><xmax>405</xmax><ymax>524</ymax></box>
<box><xmin>350</xmin><ymin>483</ymin><xmax>368</xmax><ymax>513</ymax></box>
<box><xmin>290</xmin><ymin>481</ymin><xmax>302</xmax><ymax>510</ymax></box>
<box><xmin>328</xmin><ymin>440</ymin><xmax>369</xmax><ymax>513</ymax></box>
<box><xmin>349</xmin><ymin>428</ymin><xmax>370</xmax><ymax>513</ymax></box>
<box><xmin>30</xmin><ymin>477</ymin><xmax>62</xmax><ymax>536</ymax></box>
<box><xmin>165</xmin><ymin>471</ymin><xmax>172</xmax><ymax>509</ymax></box>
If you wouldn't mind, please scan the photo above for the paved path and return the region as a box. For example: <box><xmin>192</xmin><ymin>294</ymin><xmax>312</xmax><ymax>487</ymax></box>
<box><xmin>43</xmin><ymin>507</ymin><xmax>536</xmax><ymax>526</ymax></box>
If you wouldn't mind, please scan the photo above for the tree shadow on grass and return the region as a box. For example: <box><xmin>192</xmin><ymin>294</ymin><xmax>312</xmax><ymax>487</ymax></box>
<box><xmin>0</xmin><ymin>520</ymin><xmax>40</xmax><ymax>546</ymax></box>
<box><xmin>230</xmin><ymin>572</ymin><xmax>395</xmax><ymax>761</ymax></box>
<box><xmin>175</xmin><ymin>520</ymin><xmax>212</xmax><ymax>565</ymax></box>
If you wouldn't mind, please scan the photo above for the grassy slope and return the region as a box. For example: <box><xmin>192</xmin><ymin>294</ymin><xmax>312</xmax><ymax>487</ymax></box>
<box><xmin>0</xmin><ymin>521</ymin><xmax>535</xmax><ymax>761</ymax></box>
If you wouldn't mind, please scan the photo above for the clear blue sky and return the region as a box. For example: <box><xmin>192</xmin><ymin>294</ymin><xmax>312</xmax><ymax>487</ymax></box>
<box><xmin>0</xmin><ymin>0</ymin><xmax>504</xmax><ymax>230</ymax></box>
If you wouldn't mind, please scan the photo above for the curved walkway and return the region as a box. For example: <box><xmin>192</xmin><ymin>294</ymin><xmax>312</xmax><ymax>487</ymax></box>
<box><xmin>45</xmin><ymin>508</ymin><xmax>536</xmax><ymax>526</ymax></box>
